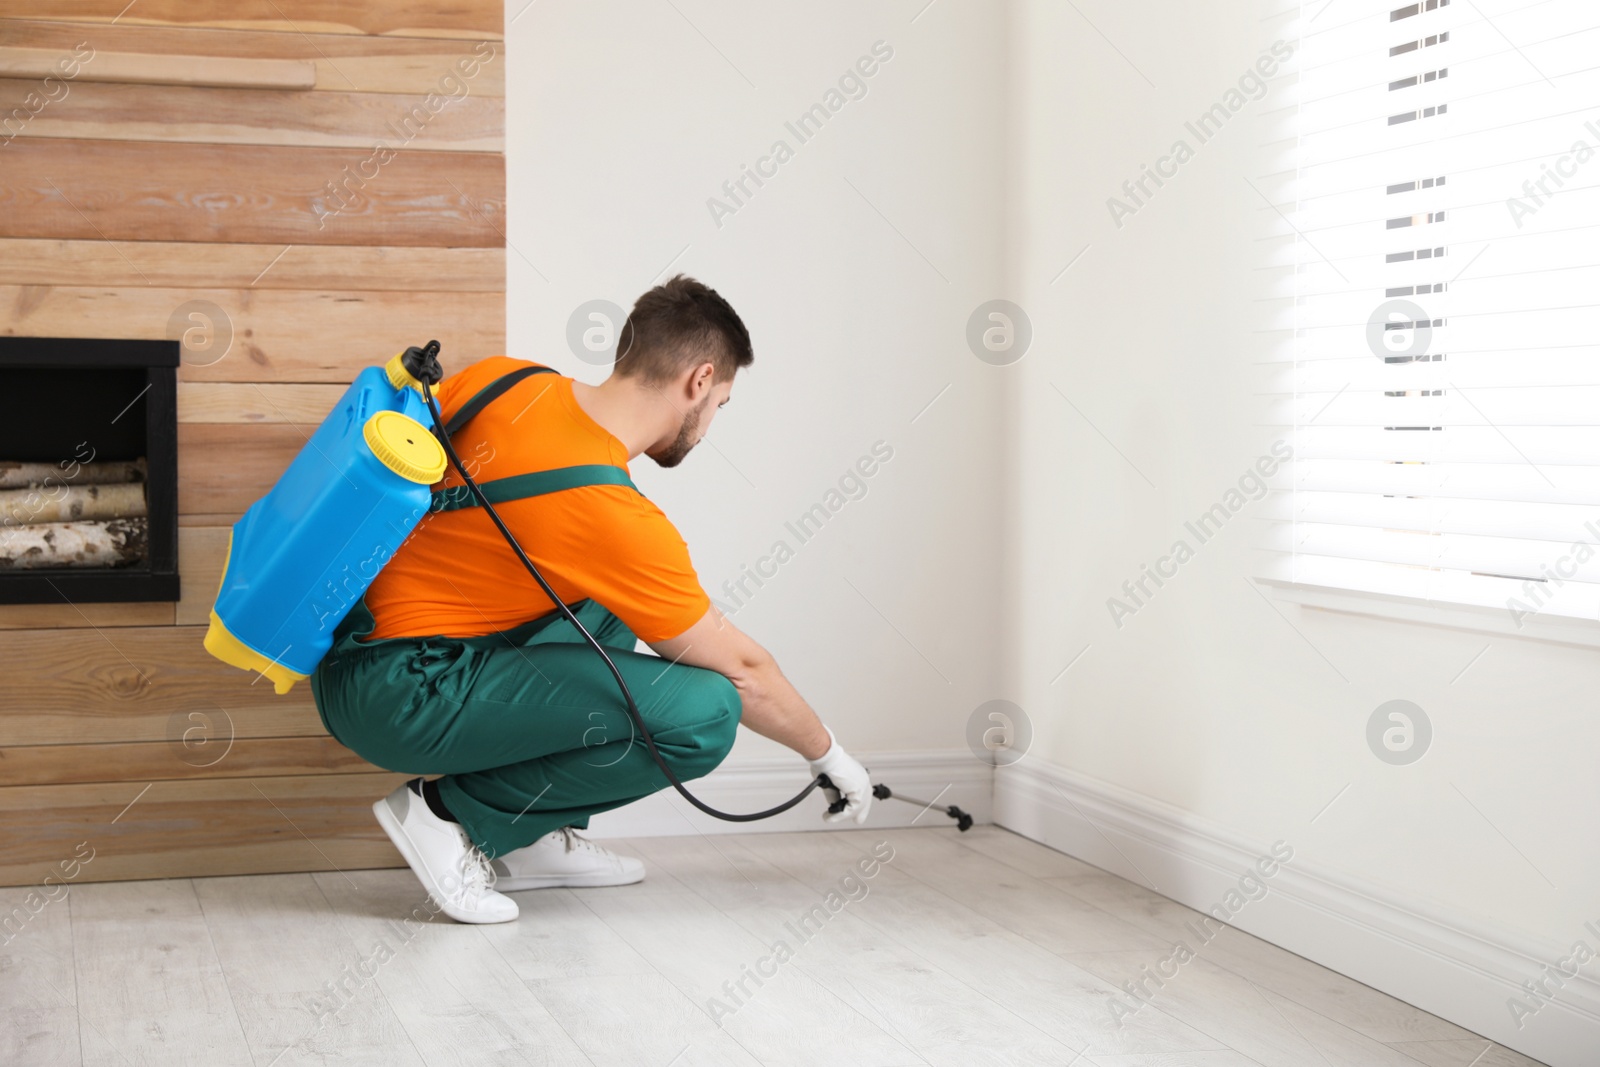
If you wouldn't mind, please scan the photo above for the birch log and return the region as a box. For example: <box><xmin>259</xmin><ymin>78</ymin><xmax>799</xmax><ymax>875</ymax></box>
<box><xmin>0</xmin><ymin>483</ymin><xmax>147</xmax><ymax>525</ymax></box>
<box><xmin>0</xmin><ymin>458</ymin><xmax>147</xmax><ymax>489</ymax></box>
<box><xmin>0</xmin><ymin>518</ymin><xmax>148</xmax><ymax>569</ymax></box>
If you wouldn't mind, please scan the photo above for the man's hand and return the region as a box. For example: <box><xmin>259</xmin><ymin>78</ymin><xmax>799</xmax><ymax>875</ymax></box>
<box><xmin>807</xmin><ymin>726</ymin><xmax>873</xmax><ymax>824</ymax></box>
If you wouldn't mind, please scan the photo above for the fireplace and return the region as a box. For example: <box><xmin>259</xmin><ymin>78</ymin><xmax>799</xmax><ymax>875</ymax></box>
<box><xmin>0</xmin><ymin>337</ymin><xmax>179</xmax><ymax>603</ymax></box>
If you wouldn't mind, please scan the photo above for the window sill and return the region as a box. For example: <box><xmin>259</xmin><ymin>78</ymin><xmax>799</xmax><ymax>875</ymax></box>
<box><xmin>1259</xmin><ymin>579</ymin><xmax>1600</xmax><ymax>650</ymax></box>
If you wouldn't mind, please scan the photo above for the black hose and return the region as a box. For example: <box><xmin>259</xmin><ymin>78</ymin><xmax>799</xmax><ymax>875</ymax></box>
<box><xmin>416</xmin><ymin>372</ymin><xmax>830</xmax><ymax>823</ymax></box>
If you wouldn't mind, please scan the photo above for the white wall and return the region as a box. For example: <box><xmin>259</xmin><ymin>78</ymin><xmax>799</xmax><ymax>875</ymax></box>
<box><xmin>505</xmin><ymin>0</ymin><xmax>1008</xmax><ymax>761</ymax></box>
<box><xmin>508</xmin><ymin>1</ymin><xmax>1600</xmax><ymax>1060</ymax></box>
<box><xmin>1001</xmin><ymin>1</ymin><xmax>1600</xmax><ymax>1063</ymax></box>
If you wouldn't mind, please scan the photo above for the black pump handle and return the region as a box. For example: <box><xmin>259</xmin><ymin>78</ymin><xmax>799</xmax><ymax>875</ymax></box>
<box><xmin>401</xmin><ymin>340</ymin><xmax>444</xmax><ymax>387</ymax></box>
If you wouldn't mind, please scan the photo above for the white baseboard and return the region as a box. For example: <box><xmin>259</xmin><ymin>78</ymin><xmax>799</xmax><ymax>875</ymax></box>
<box><xmin>584</xmin><ymin>748</ymin><xmax>992</xmax><ymax>838</ymax></box>
<box><xmin>994</xmin><ymin>757</ymin><xmax>1599</xmax><ymax>1067</ymax></box>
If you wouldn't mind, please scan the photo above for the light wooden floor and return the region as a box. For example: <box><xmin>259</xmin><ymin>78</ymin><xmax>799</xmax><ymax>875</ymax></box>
<box><xmin>0</xmin><ymin>825</ymin><xmax>1547</xmax><ymax>1067</ymax></box>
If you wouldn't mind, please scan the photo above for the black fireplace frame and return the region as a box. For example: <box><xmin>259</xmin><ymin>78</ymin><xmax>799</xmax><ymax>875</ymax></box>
<box><xmin>0</xmin><ymin>337</ymin><xmax>180</xmax><ymax>604</ymax></box>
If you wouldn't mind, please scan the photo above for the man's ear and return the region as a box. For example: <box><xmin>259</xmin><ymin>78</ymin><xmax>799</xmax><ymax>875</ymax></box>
<box><xmin>685</xmin><ymin>360</ymin><xmax>717</xmax><ymax>401</ymax></box>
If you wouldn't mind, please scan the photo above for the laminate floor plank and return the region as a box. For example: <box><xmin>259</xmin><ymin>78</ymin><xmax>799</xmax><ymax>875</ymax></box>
<box><xmin>1068</xmin><ymin>949</ymin><xmax>1446</xmax><ymax>1067</ymax></box>
<box><xmin>477</xmin><ymin>885</ymin><xmax>659</xmax><ymax>982</ymax></box>
<box><xmin>1028</xmin><ymin>869</ymin><xmax>1477</xmax><ymax>1047</ymax></box>
<box><xmin>1090</xmin><ymin>1055</ymin><xmax>1267</xmax><ymax>1067</ymax></box>
<box><xmin>1189</xmin><ymin>925</ymin><xmax>1479</xmax><ymax>1046</ymax></box>
<box><xmin>310</xmin><ymin>868</ymin><xmax>595</xmax><ymax>1066</ymax></box>
<box><xmin>575</xmin><ymin>883</ymin><xmax>926</xmax><ymax>1066</ymax></box>
<box><xmin>68</xmin><ymin>878</ymin><xmax>255</xmax><ymax>1067</ymax></box>
<box><xmin>728</xmin><ymin>828</ymin><xmax>1232</xmax><ymax>1060</ymax></box>
<box><xmin>965</xmin><ymin>826</ymin><xmax>1481</xmax><ymax>1046</ymax></box>
<box><xmin>525</xmin><ymin>973</ymin><xmax>766</xmax><ymax>1067</ymax></box>
<box><xmin>627</xmin><ymin>831</ymin><xmax>1089</xmax><ymax>1065</ymax></box>
<box><xmin>864</xmin><ymin>827</ymin><xmax>1173</xmax><ymax>956</ymax></box>
<box><xmin>0</xmin><ymin>883</ymin><xmax>82</xmax><ymax>1066</ymax></box>
<box><xmin>194</xmin><ymin>871</ymin><xmax>426</xmax><ymax>1066</ymax></box>
<box><xmin>1388</xmin><ymin>1038</ymin><xmax>1551</xmax><ymax>1067</ymax></box>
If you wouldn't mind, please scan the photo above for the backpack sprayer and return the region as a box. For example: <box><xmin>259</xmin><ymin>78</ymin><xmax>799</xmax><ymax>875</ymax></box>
<box><xmin>204</xmin><ymin>341</ymin><xmax>971</xmax><ymax>830</ymax></box>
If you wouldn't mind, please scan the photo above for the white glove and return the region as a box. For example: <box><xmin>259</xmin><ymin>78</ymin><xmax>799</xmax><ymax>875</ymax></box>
<box><xmin>807</xmin><ymin>725</ymin><xmax>873</xmax><ymax>825</ymax></box>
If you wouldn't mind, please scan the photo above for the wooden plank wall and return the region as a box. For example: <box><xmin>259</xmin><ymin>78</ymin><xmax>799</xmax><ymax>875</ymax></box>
<box><xmin>0</xmin><ymin>2</ymin><xmax>506</xmax><ymax>886</ymax></box>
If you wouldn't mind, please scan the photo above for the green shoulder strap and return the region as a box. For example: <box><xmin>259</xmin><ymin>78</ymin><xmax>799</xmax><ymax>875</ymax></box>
<box><xmin>430</xmin><ymin>367</ymin><xmax>640</xmax><ymax>513</ymax></box>
<box><xmin>431</xmin><ymin>464</ymin><xmax>638</xmax><ymax>512</ymax></box>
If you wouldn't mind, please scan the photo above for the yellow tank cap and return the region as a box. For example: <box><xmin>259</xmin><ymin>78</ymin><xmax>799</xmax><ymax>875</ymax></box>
<box><xmin>363</xmin><ymin>410</ymin><xmax>447</xmax><ymax>485</ymax></box>
<box><xmin>203</xmin><ymin>611</ymin><xmax>306</xmax><ymax>695</ymax></box>
<box><xmin>385</xmin><ymin>352</ymin><xmax>425</xmax><ymax>394</ymax></box>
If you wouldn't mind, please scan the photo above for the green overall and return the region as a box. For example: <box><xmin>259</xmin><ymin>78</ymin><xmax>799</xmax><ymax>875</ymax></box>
<box><xmin>308</xmin><ymin>368</ymin><xmax>739</xmax><ymax>859</ymax></box>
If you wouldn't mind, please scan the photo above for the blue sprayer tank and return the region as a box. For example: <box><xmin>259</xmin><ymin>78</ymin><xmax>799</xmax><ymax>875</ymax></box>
<box><xmin>203</xmin><ymin>353</ymin><xmax>447</xmax><ymax>693</ymax></box>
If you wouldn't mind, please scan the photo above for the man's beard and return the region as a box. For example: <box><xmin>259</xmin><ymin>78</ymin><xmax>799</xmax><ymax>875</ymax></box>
<box><xmin>647</xmin><ymin>395</ymin><xmax>710</xmax><ymax>468</ymax></box>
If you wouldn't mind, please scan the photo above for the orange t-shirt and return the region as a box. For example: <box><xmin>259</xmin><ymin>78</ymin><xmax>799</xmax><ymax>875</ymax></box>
<box><xmin>363</xmin><ymin>356</ymin><xmax>710</xmax><ymax>643</ymax></box>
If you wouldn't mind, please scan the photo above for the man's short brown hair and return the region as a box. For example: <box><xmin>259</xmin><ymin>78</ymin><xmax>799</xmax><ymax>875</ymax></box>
<box><xmin>614</xmin><ymin>274</ymin><xmax>753</xmax><ymax>384</ymax></box>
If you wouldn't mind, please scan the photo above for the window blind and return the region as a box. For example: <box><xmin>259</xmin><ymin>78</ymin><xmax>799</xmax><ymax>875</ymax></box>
<box><xmin>1264</xmin><ymin>0</ymin><xmax>1600</xmax><ymax>625</ymax></box>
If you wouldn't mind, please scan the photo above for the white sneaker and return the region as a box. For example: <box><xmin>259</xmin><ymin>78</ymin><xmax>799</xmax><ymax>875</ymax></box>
<box><xmin>372</xmin><ymin>781</ymin><xmax>519</xmax><ymax>924</ymax></box>
<box><xmin>490</xmin><ymin>827</ymin><xmax>646</xmax><ymax>890</ymax></box>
